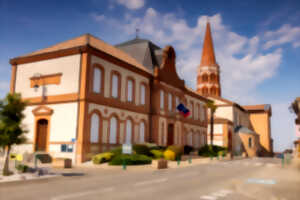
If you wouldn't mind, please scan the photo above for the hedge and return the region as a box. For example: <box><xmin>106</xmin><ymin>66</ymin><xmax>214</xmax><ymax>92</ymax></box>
<box><xmin>164</xmin><ymin>150</ymin><xmax>176</xmax><ymax>161</ymax></box>
<box><xmin>109</xmin><ymin>154</ymin><xmax>152</xmax><ymax>165</ymax></box>
<box><xmin>167</xmin><ymin>145</ymin><xmax>184</xmax><ymax>158</ymax></box>
<box><xmin>133</xmin><ymin>144</ymin><xmax>151</xmax><ymax>156</ymax></box>
<box><xmin>150</xmin><ymin>149</ymin><xmax>164</xmax><ymax>159</ymax></box>
<box><xmin>92</xmin><ymin>152</ymin><xmax>114</xmax><ymax>164</ymax></box>
<box><xmin>184</xmin><ymin>145</ymin><xmax>194</xmax><ymax>155</ymax></box>
<box><xmin>198</xmin><ymin>145</ymin><xmax>227</xmax><ymax>157</ymax></box>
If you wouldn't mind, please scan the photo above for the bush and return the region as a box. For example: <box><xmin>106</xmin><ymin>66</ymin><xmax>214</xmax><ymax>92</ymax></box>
<box><xmin>167</xmin><ymin>145</ymin><xmax>184</xmax><ymax>158</ymax></box>
<box><xmin>164</xmin><ymin>150</ymin><xmax>176</xmax><ymax>161</ymax></box>
<box><xmin>109</xmin><ymin>154</ymin><xmax>152</xmax><ymax>165</ymax></box>
<box><xmin>92</xmin><ymin>152</ymin><xmax>114</xmax><ymax>164</ymax></box>
<box><xmin>198</xmin><ymin>145</ymin><xmax>227</xmax><ymax>157</ymax></box>
<box><xmin>133</xmin><ymin>144</ymin><xmax>151</xmax><ymax>156</ymax></box>
<box><xmin>184</xmin><ymin>145</ymin><xmax>194</xmax><ymax>155</ymax></box>
<box><xmin>150</xmin><ymin>149</ymin><xmax>164</xmax><ymax>159</ymax></box>
<box><xmin>16</xmin><ymin>164</ymin><xmax>28</xmax><ymax>173</ymax></box>
<box><xmin>110</xmin><ymin>147</ymin><xmax>122</xmax><ymax>155</ymax></box>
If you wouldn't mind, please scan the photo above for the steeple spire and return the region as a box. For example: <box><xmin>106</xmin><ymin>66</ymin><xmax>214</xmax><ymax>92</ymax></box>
<box><xmin>197</xmin><ymin>22</ymin><xmax>221</xmax><ymax>97</ymax></box>
<box><xmin>200</xmin><ymin>22</ymin><xmax>217</xmax><ymax>67</ymax></box>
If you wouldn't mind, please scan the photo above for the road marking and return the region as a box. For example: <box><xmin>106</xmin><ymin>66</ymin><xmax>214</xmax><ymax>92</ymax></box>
<box><xmin>134</xmin><ymin>178</ymin><xmax>167</xmax><ymax>187</ymax></box>
<box><xmin>200</xmin><ymin>195</ymin><xmax>217</xmax><ymax>200</ymax></box>
<box><xmin>51</xmin><ymin>187</ymin><xmax>114</xmax><ymax>200</ymax></box>
<box><xmin>247</xmin><ymin>178</ymin><xmax>276</xmax><ymax>185</ymax></box>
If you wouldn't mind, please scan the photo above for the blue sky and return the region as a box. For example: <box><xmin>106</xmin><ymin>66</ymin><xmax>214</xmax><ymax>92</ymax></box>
<box><xmin>1</xmin><ymin>0</ymin><xmax>300</xmax><ymax>151</ymax></box>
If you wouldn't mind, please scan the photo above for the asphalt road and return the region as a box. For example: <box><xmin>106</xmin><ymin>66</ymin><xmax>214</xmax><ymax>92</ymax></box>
<box><xmin>1</xmin><ymin>158</ymin><xmax>299</xmax><ymax>200</ymax></box>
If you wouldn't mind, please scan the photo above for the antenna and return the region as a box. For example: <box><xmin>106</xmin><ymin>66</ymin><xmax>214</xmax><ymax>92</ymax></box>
<box><xmin>136</xmin><ymin>28</ymin><xmax>140</xmax><ymax>39</ymax></box>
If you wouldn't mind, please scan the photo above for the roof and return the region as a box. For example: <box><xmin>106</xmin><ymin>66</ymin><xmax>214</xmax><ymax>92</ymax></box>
<box><xmin>234</xmin><ymin>125</ymin><xmax>256</xmax><ymax>135</ymax></box>
<box><xmin>13</xmin><ymin>34</ymin><xmax>152</xmax><ymax>74</ymax></box>
<box><xmin>115</xmin><ymin>38</ymin><xmax>162</xmax><ymax>73</ymax></box>
<box><xmin>243</xmin><ymin>104</ymin><xmax>272</xmax><ymax>116</ymax></box>
<box><xmin>208</xmin><ymin>96</ymin><xmax>246</xmax><ymax>112</ymax></box>
<box><xmin>200</xmin><ymin>22</ymin><xmax>218</xmax><ymax>67</ymax></box>
<box><xmin>208</xmin><ymin>117</ymin><xmax>233</xmax><ymax>125</ymax></box>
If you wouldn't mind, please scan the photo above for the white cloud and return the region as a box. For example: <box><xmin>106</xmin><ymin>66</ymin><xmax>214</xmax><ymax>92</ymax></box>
<box><xmin>263</xmin><ymin>24</ymin><xmax>300</xmax><ymax>49</ymax></box>
<box><xmin>116</xmin><ymin>0</ymin><xmax>145</xmax><ymax>10</ymax></box>
<box><xmin>92</xmin><ymin>9</ymin><xmax>282</xmax><ymax>103</ymax></box>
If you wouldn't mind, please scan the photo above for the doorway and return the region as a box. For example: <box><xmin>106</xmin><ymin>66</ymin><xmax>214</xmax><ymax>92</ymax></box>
<box><xmin>35</xmin><ymin>119</ymin><xmax>48</xmax><ymax>151</ymax></box>
<box><xmin>167</xmin><ymin>124</ymin><xmax>174</xmax><ymax>146</ymax></box>
<box><xmin>228</xmin><ymin>131</ymin><xmax>232</xmax><ymax>152</ymax></box>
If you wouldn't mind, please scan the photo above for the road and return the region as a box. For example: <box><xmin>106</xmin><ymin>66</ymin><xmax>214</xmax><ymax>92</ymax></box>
<box><xmin>0</xmin><ymin>158</ymin><xmax>299</xmax><ymax>200</ymax></box>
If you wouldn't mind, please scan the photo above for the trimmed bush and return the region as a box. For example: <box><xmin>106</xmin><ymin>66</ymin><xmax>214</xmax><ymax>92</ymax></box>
<box><xmin>110</xmin><ymin>147</ymin><xmax>122</xmax><ymax>155</ymax></box>
<box><xmin>16</xmin><ymin>164</ymin><xmax>29</xmax><ymax>173</ymax></box>
<box><xmin>109</xmin><ymin>154</ymin><xmax>152</xmax><ymax>165</ymax></box>
<box><xmin>167</xmin><ymin>145</ymin><xmax>184</xmax><ymax>158</ymax></box>
<box><xmin>150</xmin><ymin>149</ymin><xmax>164</xmax><ymax>159</ymax></box>
<box><xmin>133</xmin><ymin>144</ymin><xmax>151</xmax><ymax>156</ymax></box>
<box><xmin>198</xmin><ymin>145</ymin><xmax>227</xmax><ymax>157</ymax></box>
<box><xmin>92</xmin><ymin>152</ymin><xmax>114</xmax><ymax>164</ymax></box>
<box><xmin>184</xmin><ymin>145</ymin><xmax>194</xmax><ymax>155</ymax></box>
<box><xmin>164</xmin><ymin>150</ymin><xmax>176</xmax><ymax>161</ymax></box>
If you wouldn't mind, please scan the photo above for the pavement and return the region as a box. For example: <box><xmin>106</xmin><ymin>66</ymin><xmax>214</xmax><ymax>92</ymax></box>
<box><xmin>0</xmin><ymin>157</ymin><xmax>299</xmax><ymax>200</ymax></box>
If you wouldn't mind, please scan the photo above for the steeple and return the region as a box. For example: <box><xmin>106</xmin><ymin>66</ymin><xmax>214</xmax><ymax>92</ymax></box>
<box><xmin>197</xmin><ymin>22</ymin><xmax>221</xmax><ymax>97</ymax></box>
<box><xmin>200</xmin><ymin>22</ymin><xmax>217</xmax><ymax>67</ymax></box>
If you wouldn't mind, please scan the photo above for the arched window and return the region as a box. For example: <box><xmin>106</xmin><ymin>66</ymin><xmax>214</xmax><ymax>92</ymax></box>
<box><xmin>210</xmin><ymin>87</ymin><xmax>216</xmax><ymax>95</ymax></box>
<box><xmin>187</xmin><ymin>132</ymin><xmax>193</xmax><ymax>146</ymax></box>
<box><xmin>210</xmin><ymin>74</ymin><xmax>216</xmax><ymax>82</ymax></box>
<box><xmin>90</xmin><ymin>113</ymin><xmax>99</xmax><ymax>143</ymax></box>
<box><xmin>168</xmin><ymin>93</ymin><xmax>172</xmax><ymax>111</ymax></box>
<box><xmin>161</xmin><ymin>122</ymin><xmax>165</xmax><ymax>145</ymax></box>
<box><xmin>93</xmin><ymin>68</ymin><xmax>102</xmax><ymax>93</ymax></box>
<box><xmin>202</xmin><ymin>87</ymin><xmax>208</xmax><ymax>95</ymax></box>
<box><xmin>139</xmin><ymin>122</ymin><xmax>145</xmax><ymax>143</ymax></box>
<box><xmin>140</xmin><ymin>84</ymin><xmax>146</xmax><ymax>105</ymax></box>
<box><xmin>125</xmin><ymin>119</ymin><xmax>133</xmax><ymax>144</ymax></box>
<box><xmin>109</xmin><ymin>116</ymin><xmax>117</xmax><ymax>144</ymax></box>
<box><xmin>127</xmin><ymin>79</ymin><xmax>134</xmax><ymax>102</ymax></box>
<box><xmin>160</xmin><ymin>90</ymin><xmax>164</xmax><ymax>109</ymax></box>
<box><xmin>202</xmin><ymin>74</ymin><xmax>208</xmax><ymax>82</ymax></box>
<box><xmin>195</xmin><ymin>104</ymin><xmax>199</xmax><ymax>120</ymax></box>
<box><xmin>111</xmin><ymin>72</ymin><xmax>120</xmax><ymax>98</ymax></box>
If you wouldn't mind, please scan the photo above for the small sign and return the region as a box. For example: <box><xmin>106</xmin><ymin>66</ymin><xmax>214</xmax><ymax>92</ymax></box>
<box><xmin>10</xmin><ymin>153</ymin><xmax>17</xmax><ymax>160</ymax></box>
<box><xmin>122</xmin><ymin>144</ymin><xmax>132</xmax><ymax>154</ymax></box>
<box><xmin>71</xmin><ymin>138</ymin><xmax>76</xmax><ymax>143</ymax></box>
<box><xmin>16</xmin><ymin>154</ymin><xmax>23</xmax><ymax>161</ymax></box>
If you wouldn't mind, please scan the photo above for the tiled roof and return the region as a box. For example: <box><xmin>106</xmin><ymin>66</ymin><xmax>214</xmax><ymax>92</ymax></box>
<box><xmin>200</xmin><ymin>22</ymin><xmax>218</xmax><ymax>67</ymax></box>
<box><xmin>16</xmin><ymin>34</ymin><xmax>152</xmax><ymax>74</ymax></box>
<box><xmin>243</xmin><ymin>104</ymin><xmax>272</xmax><ymax>115</ymax></box>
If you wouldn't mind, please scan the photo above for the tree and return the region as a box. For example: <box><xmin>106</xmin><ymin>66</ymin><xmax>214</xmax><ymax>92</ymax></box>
<box><xmin>206</xmin><ymin>101</ymin><xmax>217</xmax><ymax>146</ymax></box>
<box><xmin>0</xmin><ymin>93</ymin><xmax>27</xmax><ymax>176</ymax></box>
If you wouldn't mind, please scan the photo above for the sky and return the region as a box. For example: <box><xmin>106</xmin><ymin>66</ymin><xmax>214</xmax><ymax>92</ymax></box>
<box><xmin>1</xmin><ymin>0</ymin><xmax>300</xmax><ymax>152</ymax></box>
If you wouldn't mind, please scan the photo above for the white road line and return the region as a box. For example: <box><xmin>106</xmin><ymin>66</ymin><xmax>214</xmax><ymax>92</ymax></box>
<box><xmin>212</xmin><ymin>189</ymin><xmax>232</xmax><ymax>197</ymax></box>
<box><xmin>51</xmin><ymin>187</ymin><xmax>114</xmax><ymax>200</ymax></box>
<box><xmin>134</xmin><ymin>178</ymin><xmax>168</xmax><ymax>187</ymax></box>
<box><xmin>200</xmin><ymin>195</ymin><xmax>217</xmax><ymax>200</ymax></box>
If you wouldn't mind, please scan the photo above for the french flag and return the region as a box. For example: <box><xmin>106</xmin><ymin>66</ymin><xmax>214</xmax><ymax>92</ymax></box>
<box><xmin>176</xmin><ymin>103</ymin><xmax>190</xmax><ymax>118</ymax></box>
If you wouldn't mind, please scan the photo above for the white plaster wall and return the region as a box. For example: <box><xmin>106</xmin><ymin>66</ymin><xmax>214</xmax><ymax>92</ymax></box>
<box><xmin>214</xmin><ymin>106</ymin><xmax>233</xmax><ymax>121</ymax></box>
<box><xmin>15</xmin><ymin>55</ymin><xmax>81</xmax><ymax>98</ymax></box>
<box><xmin>207</xmin><ymin>124</ymin><xmax>223</xmax><ymax>134</ymax></box>
<box><xmin>91</xmin><ymin>55</ymin><xmax>149</xmax><ymax>105</ymax></box>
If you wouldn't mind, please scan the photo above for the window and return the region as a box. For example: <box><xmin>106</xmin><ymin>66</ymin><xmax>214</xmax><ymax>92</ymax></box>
<box><xmin>140</xmin><ymin>84</ymin><xmax>146</xmax><ymax>105</ymax></box>
<box><xmin>249</xmin><ymin>138</ymin><xmax>252</xmax><ymax>148</ymax></box>
<box><xmin>202</xmin><ymin>87</ymin><xmax>208</xmax><ymax>95</ymax></box>
<box><xmin>139</xmin><ymin>122</ymin><xmax>145</xmax><ymax>143</ymax></box>
<box><xmin>188</xmin><ymin>132</ymin><xmax>193</xmax><ymax>146</ymax></box>
<box><xmin>202</xmin><ymin>74</ymin><xmax>208</xmax><ymax>82</ymax></box>
<box><xmin>90</xmin><ymin>113</ymin><xmax>99</xmax><ymax>143</ymax></box>
<box><xmin>109</xmin><ymin>117</ymin><xmax>117</xmax><ymax>144</ymax></box>
<box><xmin>210</xmin><ymin>74</ymin><xmax>216</xmax><ymax>82</ymax></box>
<box><xmin>127</xmin><ymin>79</ymin><xmax>133</xmax><ymax>102</ymax></box>
<box><xmin>125</xmin><ymin>119</ymin><xmax>132</xmax><ymax>144</ymax></box>
<box><xmin>112</xmin><ymin>74</ymin><xmax>119</xmax><ymax>98</ymax></box>
<box><xmin>175</xmin><ymin>97</ymin><xmax>179</xmax><ymax>108</ymax></box>
<box><xmin>168</xmin><ymin>93</ymin><xmax>172</xmax><ymax>111</ymax></box>
<box><xmin>93</xmin><ymin>68</ymin><xmax>102</xmax><ymax>93</ymax></box>
<box><xmin>160</xmin><ymin>90</ymin><xmax>164</xmax><ymax>109</ymax></box>
<box><xmin>195</xmin><ymin>104</ymin><xmax>199</xmax><ymax>120</ymax></box>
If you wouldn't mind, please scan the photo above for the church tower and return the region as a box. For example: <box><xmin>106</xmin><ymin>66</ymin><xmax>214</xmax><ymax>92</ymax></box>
<box><xmin>197</xmin><ymin>22</ymin><xmax>221</xmax><ymax>97</ymax></box>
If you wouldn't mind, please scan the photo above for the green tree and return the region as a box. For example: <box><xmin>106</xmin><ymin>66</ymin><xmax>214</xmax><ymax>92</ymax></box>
<box><xmin>0</xmin><ymin>93</ymin><xmax>27</xmax><ymax>176</ymax></box>
<box><xmin>206</xmin><ymin>101</ymin><xmax>217</xmax><ymax>146</ymax></box>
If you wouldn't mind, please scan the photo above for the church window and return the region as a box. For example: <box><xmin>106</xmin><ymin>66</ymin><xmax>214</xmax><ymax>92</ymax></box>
<box><xmin>202</xmin><ymin>74</ymin><xmax>208</xmax><ymax>82</ymax></box>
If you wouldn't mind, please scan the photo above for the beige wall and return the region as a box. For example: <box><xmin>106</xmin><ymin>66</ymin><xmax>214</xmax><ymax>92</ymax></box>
<box><xmin>15</xmin><ymin>55</ymin><xmax>81</xmax><ymax>98</ymax></box>
<box><xmin>239</xmin><ymin>133</ymin><xmax>260</xmax><ymax>157</ymax></box>
<box><xmin>248</xmin><ymin>112</ymin><xmax>272</xmax><ymax>153</ymax></box>
<box><xmin>214</xmin><ymin>106</ymin><xmax>233</xmax><ymax>120</ymax></box>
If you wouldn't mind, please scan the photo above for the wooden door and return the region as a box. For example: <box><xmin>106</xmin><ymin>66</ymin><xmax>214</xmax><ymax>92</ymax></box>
<box><xmin>36</xmin><ymin>119</ymin><xmax>48</xmax><ymax>151</ymax></box>
<box><xmin>167</xmin><ymin>124</ymin><xmax>174</xmax><ymax>146</ymax></box>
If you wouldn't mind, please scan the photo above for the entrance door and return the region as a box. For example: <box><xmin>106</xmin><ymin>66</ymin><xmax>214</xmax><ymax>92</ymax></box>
<box><xmin>35</xmin><ymin>119</ymin><xmax>48</xmax><ymax>151</ymax></box>
<box><xmin>228</xmin><ymin>131</ymin><xmax>232</xmax><ymax>152</ymax></box>
<box><xmin>167</xmin><ymin>124</ymin><xmax>174</xmax><ymax>146</ymax></box>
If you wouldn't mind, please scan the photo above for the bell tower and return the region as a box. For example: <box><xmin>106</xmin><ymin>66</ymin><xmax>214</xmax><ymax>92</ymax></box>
<box><xmin>197</xmin><ymin>22</ymin><xmax>221</xmax><ymax>97</ymax></box>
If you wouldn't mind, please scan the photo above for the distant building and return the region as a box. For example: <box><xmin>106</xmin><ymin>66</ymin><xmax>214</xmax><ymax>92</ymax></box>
<box><xmin>197</xmin><ymin>22</ymin><xmax>273</xmax><ymax>157</ymax></box>
<box><xmin>291</xmin><ymin>97</ymin><xmax>300</xmax><ymax>158</ymax></box>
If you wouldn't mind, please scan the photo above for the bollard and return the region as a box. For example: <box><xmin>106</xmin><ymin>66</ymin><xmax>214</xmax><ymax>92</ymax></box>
<box><xmin>177</xmin><ymin>158</ymin><xmax>180</xmax><ymax>166</ymax></box>
<box><xmin>281</xmin><ymin>157</ymin><xmax>284</xmax><ymax>168</ymax></box>
<box><xmin>34</xmin><ymin>154</ymin><xmax>38</xmax><ymax>169</ymax></box>
<box><xmin>122</xmin><ymin>160</ymin><xmax>127</xmax><ymax>170</ymax></box>
<box><xmin>188</xmin><ymin>157</ymin><xmax>192</xmax><ymax>164</ymax></box>
<box><xmin>210</xmin><ymin>156</ymin><xmax>213</xmax><ymax>161</ymax></box>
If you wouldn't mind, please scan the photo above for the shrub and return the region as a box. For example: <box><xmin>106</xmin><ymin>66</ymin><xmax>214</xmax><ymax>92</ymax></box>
<box><xmin>92</xmin><ymin>152</ymin><xmax>114</xmax><ymax>164</ymax></box>
<box><xmin>164</xmin><ymin>150</ymin><xmax>176</xmax><ymax>161</ymax></box>
<box><xmin>167</xmin><ymin>145</ymin><xmax>183</xmax><ymax>157</ymax></box>
<box><xmin>16</xmin><ymin>164</ymin><xmax>28</xmax><ymax>173</ymax></box>
<box><xmin>150</xmin><ymin>149</ymin><xmax>164</xmax><ymax>159</ymax></box>
<box><xmin>109</xmin><ymin>154</ymin><xmax>152</xmax><ymax>165</ymax></box>
<box><xmin>184</xmin><ymin>145</ymin><xmax>194</xmax><ymax>155</ymax></box>
<box><xmin>198</xmin><ymin>145</ymin><xmax>227</xmax><ymax>157</ymax></box>
<box><xmin>110</xmin><ymin>147</ymin><xmax>122</xmax><ymax>155</ymax></box>
<box><xmin>133</xmin><ymin>144</ymin><xmax>151</xmax><ymax>156</ymax></box>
